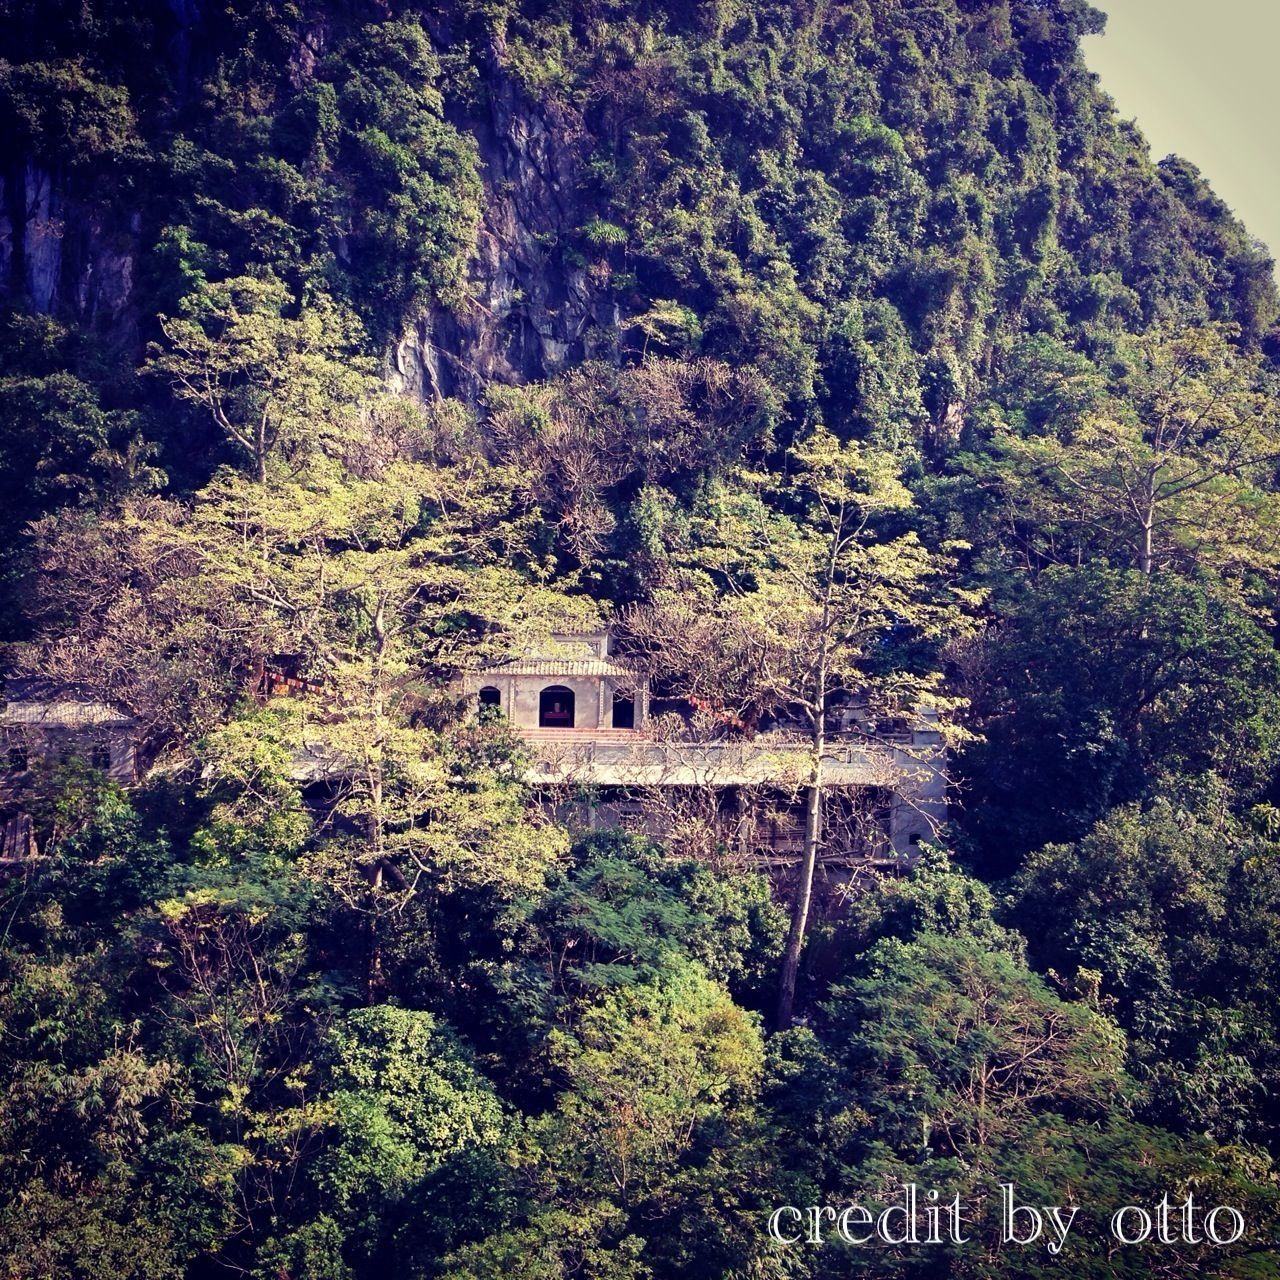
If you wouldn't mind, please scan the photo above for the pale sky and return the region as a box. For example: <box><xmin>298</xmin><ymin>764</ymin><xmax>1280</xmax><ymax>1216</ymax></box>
<box><xmin>1083</xmin><ymin>0</ymin><xmax>1280</xmax><ymax>264</ymax></box>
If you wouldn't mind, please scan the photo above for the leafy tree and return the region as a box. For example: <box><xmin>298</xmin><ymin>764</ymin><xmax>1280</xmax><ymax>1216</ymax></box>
<box><xmin>449</xmin><ymin>960</ymin><xmax>771</xmax><ymax>1280</ymax></box>
<box><xmin>21</xmin><ymin>495</ymin><xmax>262</xmax><ymax>746</ymax></box>
<box><xmin>147</xmin><ymin>276</ymin><xmax>374</xmax><ymax>482</ymax></box>
<box><xmin>543</xmin><ymin>959</ymin><xmax>762</xmax><ymax>1205</ymax></box>
<box><xmin>780</xmin><ymin>931</ymin><xmax>1278</xmax><ymax>1278</ymax></box>
<box><xmin>760</xmin><ymin>421</ymin><xmax>966</xmax><ymax>1030</ymax></box>
<box><xmin>1008</xmin><ymin>798</ymin><xmax>1280</xmax><ymax>1148</ymax></box>
<box><xmin>485</xmin><ymin>356</ymin><xmax>771</xmax><ymax>567</ymax></box>
<box><xmin>631</xmin><ymin>427</ymin><xmax>968</xmax><ymax>1024</ymax></box>
<box><xmin>441</xmin><ymin>1203</ymin><xmax>651</xmax><ymax>1280</ymax></box>
<box><xmin>0</xmin><ymin>311</ymin><xmax>158</xmax><ymax>528</ymax></box>
<box><xmin>999</xmin><ymin>324</ymin><xmax>1280</xmax><ymax>587</ymax></box>
<box><xmin>961</xmin><ymin>565</ymin><xmax>1280</xmax><ymax>864</ymax></box>
<box><xmin>316</xmin><ymin>20</ymin><xmax>482</xmax><ymax>334</ymax></box>
<box><xmin>799</xmin><ymin>935</ymin><xmax>1128</xmax><ymax>1188</ymax></box>
<box><xmin>0</xmin><ymin>56</ymin><xmax>140</xmax><ymax>177</ymax></box>
<box><xmin>276</xmin><ymin>1006</ymin><xmax>507</xmax><ymax>1276</ymax></box>
<box><xmin>0</xmin><ymin>788</ymin><xmax>240</xmax><ymax>1279</ymax></box>
<box><xmin>460</xmin><ymin>831</ymin><xmax>785</xmax><ymax>1076</ymax></box>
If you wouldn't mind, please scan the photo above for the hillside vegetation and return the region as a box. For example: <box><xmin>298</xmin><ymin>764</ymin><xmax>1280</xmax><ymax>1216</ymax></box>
<box><xmin>2</xmin><ymin>1</ymin><xmax>1280</xmax><ymax>1276</ymax></box>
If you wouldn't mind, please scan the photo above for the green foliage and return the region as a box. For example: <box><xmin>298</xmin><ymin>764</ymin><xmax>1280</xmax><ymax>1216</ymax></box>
<box><xmin>147</xmin><ymin>274</ymin><xmax>375</xmax><ymax>482</ymax></box>
<box><xmin>461</xmin><ymin>831</ymin><xmax>784</xmax><ymax>1075</ymax></box>
<box><xmin>822</xmin><ymin>934</ymin><xmax>1128</xmax><ymax>1163</ymax></box>
<box><xmin>4</xmin><ymin>0</ymin><xmax>1280</xmax><ymax>1275</ymax></box>
<box><xmin>0</xmin><ymin>310</ymin><xmax>161</xmax><ymax>635</ymax></box>
<box><xmin>543</xmin><ymin>959</ymin><xmax>764</xmax><ymax>1203</ymax></box>
<box><xmin>948</xmin><ymin>324</ymin><xmax>1280</xmax><ymax>595</ymax></box>
<box><xmin>0</xmin><ymin>56</ymin><xmax>138</xmax><ymax>174</ymax></box>
<box><xmin>297</xmin><ymin>1006</ymin><xmax>506</xmax><ymax>1273</ymax></box>
<box><xmin>1009</xmin><ymin>799</ymin><xmax>1280</xmax><ymax>1149</ymax></box>
<box><xmin>485</xmin><ymin>356</ymin><xmax>772</xmax><ymax>568</ymax></box>
<box><xmin>838</xmin><ymin>847</ymin><xmax>1025</xmax><ymax>961</ymax></box>
<box><xmin>138</xmin><ymin>17</ymin><xmax>481</xmax><ymax>342</ymax></box>
<box><xmin>774</xmin><ymin>930</ymin><xmax>1278</xmax><ymax>1278</ymax></box>
<box><xmin>962</xmin><ymin>565</ymin><xmax>1280</xmax><ymax>864</ymax></box>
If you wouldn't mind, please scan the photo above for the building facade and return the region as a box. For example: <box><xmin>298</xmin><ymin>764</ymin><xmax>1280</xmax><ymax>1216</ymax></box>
<box><xmin>0</xmin><ymin>678</ymin><xmax>139</xmax><ymax>862</ymax></box>
<box><xmin>467</xmin><ymin>628</ymin><xmax>946</xmax><ymax>865</ymax></box>
<box><xmin>470</xmin><ymin>628</ymin><xmax>650</xmax><ymax>732</ymax></box>
<box><xmin>1</xmin><ymin>678</ymin><xmax>138</xmax><ymax>785</ymax></box>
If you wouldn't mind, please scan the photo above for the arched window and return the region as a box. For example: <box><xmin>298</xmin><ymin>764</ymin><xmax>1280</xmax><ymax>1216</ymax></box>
<box><xmin>478</xmin><ymin>685</ymin><xmax>502</xmax><ymax>711</ymax></box>
<box><xmin>539</xmin><ymin>685</ymin><xmax>575</xmax><ymax>728</ymax></box>
<box><xmin>611</xmin><ymin>692</ymin><xmax>635</xmax><ymax>729</ymax></box>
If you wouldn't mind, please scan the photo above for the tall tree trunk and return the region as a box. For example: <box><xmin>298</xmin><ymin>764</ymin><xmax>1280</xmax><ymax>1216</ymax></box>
<box><xmin>776</xmin><ymin>763</ymin><xmax>822</xmax><ymax>1029</ymax></box>
<box><xmin>1137</xmin><ymin>484</ymin><xmax>1156</xmax><ymax>575</ymax></box>
<box><xmin>364</xmin><ymin>611</ymin><xmax>390</xmax><ymax>1003</ymax></box>
<box><xmin>366</xmin><ymin>910</ymin><xmax>384</xmax><ymax>1002</ymax></box>
<box><xmin>777</xmin><ymin>653</ymin><xmax>827</xmax><ymax>1030</ymax></box>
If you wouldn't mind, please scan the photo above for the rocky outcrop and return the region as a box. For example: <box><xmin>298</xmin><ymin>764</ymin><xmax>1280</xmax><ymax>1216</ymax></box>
<box><xmin>391</xmin><ymin>38</ymin><xmax>619</xmax><ymax>404</ymax></box>
<box><xmin>0</xmin><ymin>160</ymin><xmax>138</xmax><ymax>340</ymax></box>
<box><xmin>1</xmin><ymin>26</ymin><xmax>614</xmax><ymax>396</ymax></box>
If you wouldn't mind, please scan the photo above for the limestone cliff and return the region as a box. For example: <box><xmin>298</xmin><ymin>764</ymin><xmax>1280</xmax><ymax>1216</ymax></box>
<box><xmin>391</xmin><ymin>34</ymin><xmax>618</xmax><ymax>404</ymax></box>
<box><xmin>0</xmin><ymin>15</ymin><xmax>616</xmax><ymax>403</ymax></box>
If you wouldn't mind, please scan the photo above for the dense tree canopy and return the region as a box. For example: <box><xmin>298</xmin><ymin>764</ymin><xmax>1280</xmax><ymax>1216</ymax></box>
<box><xmin>3</xmin><ymin>0</ymin><xmax>1280</xmax><ymax>1276</ymax></box>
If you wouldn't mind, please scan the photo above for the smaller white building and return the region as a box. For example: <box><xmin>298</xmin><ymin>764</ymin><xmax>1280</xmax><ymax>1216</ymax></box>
<box><xmin>469</xmin><ymin>628</ymin><xmax>649</xmax><ymax>733</ymax></box>
<box><xmin>1</xmin><ymin>678</ymin><xmax>138</xmax><ymax>785</ymax></box>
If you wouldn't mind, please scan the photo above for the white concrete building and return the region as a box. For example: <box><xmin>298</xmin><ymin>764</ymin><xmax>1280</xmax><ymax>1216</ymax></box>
<box><xmin>467</xmin><ymin>628</ymin><xmax>947</xmax><ymax>863</ymax></box>
<box><xmin>1</xmin><ymin>678</ymin><xmax>138</xmax><ymax>785</ymax></box>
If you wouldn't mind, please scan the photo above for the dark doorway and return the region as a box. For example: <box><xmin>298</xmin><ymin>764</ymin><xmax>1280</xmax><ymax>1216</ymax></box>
<box><xmin>478</xmin><ymin>686</ymin><xmax>502</xmax><ymax>711</ymax></box>
<box><xmin>539</xmin><ymin>686</ymin><xmax>575</xmax><ymax>728</ymax></box>
<box><xmin>612</xmin><ymin>693</ymin><xmax>635</xmax><ymax>729</ymax></box>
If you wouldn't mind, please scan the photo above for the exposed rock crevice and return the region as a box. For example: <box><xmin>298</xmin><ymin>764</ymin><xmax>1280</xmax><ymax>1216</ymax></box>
<box><xmin>0</xmin><ymin>160</ymin><xmax>138</xmax><ymax>343</ymax></box>
<box><xmin>0</xmin><ymin>27</ymin><xmax>612</xmax><ymax>395</ymax></box>
<box><xmin>392</xmin><ymin>40</ymin><xmax>617</xmax><ymax>404</ymax></box>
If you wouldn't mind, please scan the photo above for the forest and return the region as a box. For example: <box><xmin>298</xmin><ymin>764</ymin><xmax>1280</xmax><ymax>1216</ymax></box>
<box><xmin>2</xmin><ymin>0</ymin><xmax>1280</xmax><ymax>1276</ymax></box>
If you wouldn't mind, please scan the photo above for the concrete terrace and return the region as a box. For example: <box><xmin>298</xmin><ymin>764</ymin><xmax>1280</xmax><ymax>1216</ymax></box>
<box><xmin>518</xmin><ymin>728</ymin><xmax>902</xmax><ymax>790</ymax></box>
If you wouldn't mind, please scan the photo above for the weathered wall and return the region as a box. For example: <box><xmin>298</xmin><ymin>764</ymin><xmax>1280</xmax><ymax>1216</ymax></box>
<box><xmin>485</xmin><ymin>672</ymin><xmax>607</xmax><ymax>730</ymax></box>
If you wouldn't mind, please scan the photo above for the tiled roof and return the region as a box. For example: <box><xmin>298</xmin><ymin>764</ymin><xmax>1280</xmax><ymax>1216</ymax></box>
<box><xmin>2</xmin><ymin>678</ymin><xmax>135</xmax><ymax>728</ymax></box>
<box><xmin>483</xmin><ymin>658</ymin><xmax>637</xmax><ymax>678</ymax></box>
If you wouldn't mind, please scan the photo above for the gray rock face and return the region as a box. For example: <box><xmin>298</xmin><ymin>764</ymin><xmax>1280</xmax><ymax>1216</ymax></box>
<box><xmin>22</xmin><ymin>164</ymin><xmax>61</xmax><ymax>314</ymax></box>
<box><xmin>0</xmin><ymin>33</ymin><xmax>616</xmax><ymax>395</ymax></box>
<box><xmin>390</xmin><ymin>39</ymin><xmax>619</xmax><ymax>404</ymax></box>
<box><xmin>1</xmin><ymin>161</ymin><xmax>138</xmax><ymax>343</ymax></box>
<box><xmin>0</xmin><ymin>164</ymin><xmax>64</xmax><ymax>315</ymax></box>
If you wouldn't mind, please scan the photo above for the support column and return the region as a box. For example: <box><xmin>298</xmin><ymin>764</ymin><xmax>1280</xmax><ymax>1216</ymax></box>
<box><xmin>888</xmin><ymin>706</ymin><xmax>947</xmax><ymax>858</ymax></box>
